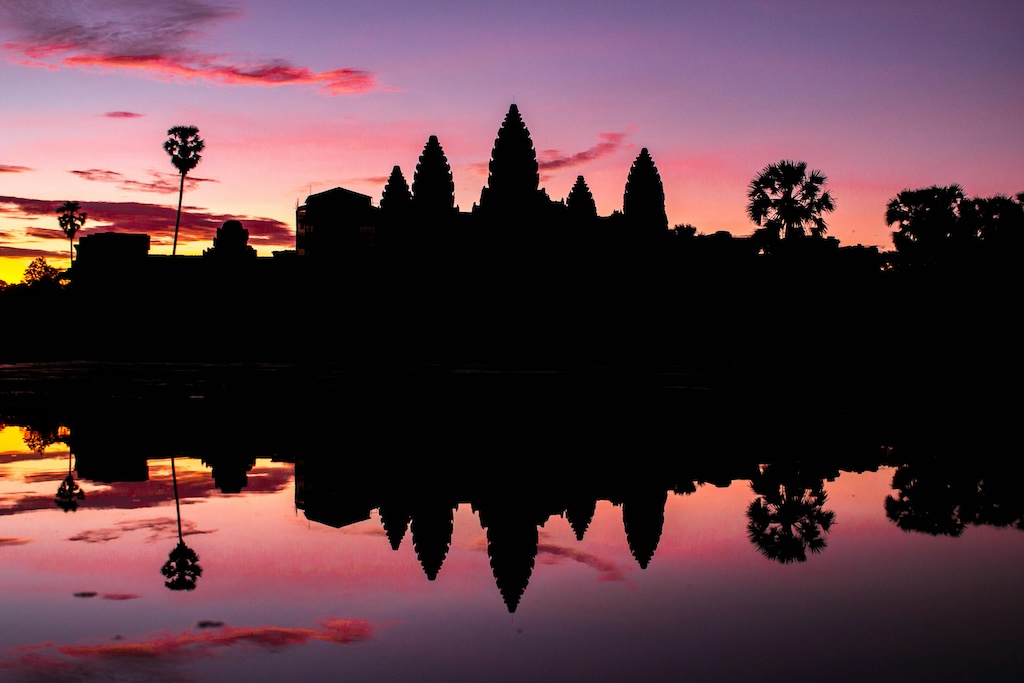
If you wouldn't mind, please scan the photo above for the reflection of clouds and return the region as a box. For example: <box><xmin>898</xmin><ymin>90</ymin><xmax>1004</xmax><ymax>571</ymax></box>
<box><xmin>0</xmin><ymin>537</ymin><xmax>31</xmax><ymax>546</ymax></box>
<box><xmin>2</xmin><ymin>620</ymin><xmax>371</xmax><ymax>682</ymax></box>
<box><xmin>68</xmin><ymin>517</ymin><xmax>216</xmax><ymax>544</ymax></box>
<box><xmin>22</xmin><ymin>471</ymin><xmax>67</xmax><ymax>484</ymax></box>
<box><xmin>62</xmin><ymin>619</ymin><xmax>372</xmax><ymax>656</ymax></box>
<box><xmin>3</xmin><ymin>618</ymin><xmax>373</xmax><ymax>675</ymax></box>
<box><xmin>537</xmin><ymin>543</ymin><xmax>626</xmax><ymax>582</ymax></box>
<box><xmin>0</xmin><ymin>494</ymin><xmax>62</xmax><ymax>516</ymax></box>
<box><xmin>0</xmin><ymin>461</ymin><xmax>293</xmax><ymax>517</ymax></box>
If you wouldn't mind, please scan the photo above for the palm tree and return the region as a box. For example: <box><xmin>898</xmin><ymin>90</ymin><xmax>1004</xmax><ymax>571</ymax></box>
<box><xmin>161</xmin><ymin>455</ymin><xmax>202</xmax><ymax>590</ymax></box>
<box><xmin>56</xmin><ymin>201</ymin><xmax>87</xmax><ymax>267</ymax></box>
<box><xmin>163</xmin><ymin>125</ymin><xmax>205</xmax><ymax>256</ymax></box>
<box><xmin>884</xmin><ymin>185</ymin><xmax>968</xmax><ymax>268</ymax></box>
<box><xmin>747</xmin><ymin>160</ymin><xmax>835</xmax><ymax>248</ymax></box>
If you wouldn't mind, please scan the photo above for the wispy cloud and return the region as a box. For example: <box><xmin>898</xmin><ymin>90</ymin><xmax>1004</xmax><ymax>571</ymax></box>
<box><xmin>104</xmin><ymin>111</ymin><xmax>143</xmax><ymax>118</ymax></box>
<box><xmin>0</xmin><ymin>165</ymin><xmax>32</xmax><ymax>173</ymax></box>
<box><xmin>69</xmin><ymin>168</ymin><xmax>216</xmax><ymax>194</ymax></box>
<box><xmin>0</xmin><ymin>0</ymin><xmax>376</xmax><ymax>95</ymax></box>
<box><xmin>466</xmin><ymin>133</ymin><xmax>629</xmax><ymax>181</ymax></box>
<box><xmin>538</xmin><ymin>133</ymin><xmax>627</xmax><ymax>171</ymax></box>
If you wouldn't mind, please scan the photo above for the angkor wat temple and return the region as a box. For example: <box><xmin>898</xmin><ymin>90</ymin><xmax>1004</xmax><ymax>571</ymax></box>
<box><xmin>20</xmin><ymin>104</ymin><xmax>1007</xmax><ymax>374</ymax></box>
<box><xmin>296</xmin><ymin>104</ymin><xmax>679</xmax><ymax>256</ymax></box>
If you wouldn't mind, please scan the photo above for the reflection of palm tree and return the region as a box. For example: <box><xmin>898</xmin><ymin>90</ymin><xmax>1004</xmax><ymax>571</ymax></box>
<box><xmin>884</xmin><ymin>463</ymin><xmax>973</xmax><ymax>537</ymax></box>
<box><xmin>746</xmin><ymin>463</ymin><xmax>836</xmax><ymax>564</ymax></box>
<box><xmin>54</xmin><ymin>450</ymin><xmax>85</xmax><ymax>512</ymax></box>
<box><xmin>161</xmin><ymin>456</ymin><xmax>202</xmax><ymax>591</ymax></box>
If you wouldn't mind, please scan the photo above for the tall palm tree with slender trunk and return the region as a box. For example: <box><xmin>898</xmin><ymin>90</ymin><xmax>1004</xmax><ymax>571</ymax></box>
<box><xmin>747</xmin><ymin>160</ymin><xmax>835</xmax><ymax>250</ymax></box>
<box><xmin>163</xmin><ymin>126</ymin><xmax>205</xmax><ymax>256</ymax></box>
<box><xmin>56</xmin><ymin>201</ymin><xmax>87</xmax><ymax>268</ymax></box>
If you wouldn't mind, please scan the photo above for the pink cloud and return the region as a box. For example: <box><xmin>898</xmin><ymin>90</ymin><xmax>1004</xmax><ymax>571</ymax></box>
<box><xmin>463</xmin><ymin>133</ymin><xmax>628</xmax><ymax>183</ymax></box>
<box><xmin>538</xmin><ymin>133</ymin><xmax>627</xmax><ymax>171</ymax></box>
<box><xmin>0</xmin><ymin>195</ymin><xmax>294</xmax><ymax>250</ymax></box>
<box><xmin>69</xmin><ymin>168</ymin><xmax>216</xmax><ymax>194</ymax></box>
<box><xmin>62</xmin><ymin>53</ymin><xmax>375</xmax><ymax>94</ymax></box>
<box><xmin>103</xmin><ymin>111</ymin><xmax>143</xmax><ymax>118</ymax></box>
<box><xmin>0</xmin><ymin>1</ymin><xmax>376</xmax><ymax>95</ymax></box>
<box><xmin>0</xmin><ymin>164</ymin><xmax>32</xmax><ymax>173</ymax></box>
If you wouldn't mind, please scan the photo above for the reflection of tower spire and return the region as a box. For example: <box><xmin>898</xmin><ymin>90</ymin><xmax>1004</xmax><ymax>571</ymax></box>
<box><xmin>411</xmin><ymin>502</ymin><xmax>455</xmax><ymax>581</ymax></box>
<box><xmin>476</xmin><ymin>503</ymin><xmax>540</xmax><ymax>613</ymax></box>
<box><xmin>379</xmin><ymin>503</ymin><xmax>412</xmax><ymax>551</ymax></box>
<box><xmin>564</xmin><ymin>497</ymin><xmax>597</xmax><ymax>541</ymax></box>
<box><xmin>622</xmin><ymin>489</ymin><xmax>668</xmax><ymax>569</ymax></box>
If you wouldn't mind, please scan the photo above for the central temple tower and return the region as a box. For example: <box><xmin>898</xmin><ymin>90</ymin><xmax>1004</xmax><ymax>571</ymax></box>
<box><xmin>476</xmin><ymin>104</ymin><xmax>552</xmax><ymax>225</ymax></box>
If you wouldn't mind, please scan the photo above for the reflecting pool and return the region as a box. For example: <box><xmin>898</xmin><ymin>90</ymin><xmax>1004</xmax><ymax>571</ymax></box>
<box><xmin>2</xmin><ymin>419</ymin><xmax>1022</xmax><ymax>683</ymax></box>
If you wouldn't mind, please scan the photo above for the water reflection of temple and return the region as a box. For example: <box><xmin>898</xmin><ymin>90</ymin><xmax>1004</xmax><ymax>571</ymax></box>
<box><xmin>292</xmin><ymin>458</ymin><xmax>756</xmax><ymax>612</ymax></box>
<box><xmin>4</xmin><ymin>360</ymin><xmax>1020</xmax><ymax>611</ymax></box>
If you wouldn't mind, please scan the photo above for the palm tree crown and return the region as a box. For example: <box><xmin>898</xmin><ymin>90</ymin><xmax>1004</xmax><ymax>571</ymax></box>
<box><xmin>747</xmin><ymin>160</ymin><xmax>835</xmax><ymax>242</ymax></box>
<box><xmin>163</xmin><ymin>125</ymin><xmax>205</xmax><ymax>256</ymax></box>
<box><xmin>56</xmin><ymin>200</ymin><xmax>87</xmax><ymax>266</ymax></box>
<box><xmin>163</xmin><ymin>125</ymin><xmax>205</xmax><ymax>175</ymax></box>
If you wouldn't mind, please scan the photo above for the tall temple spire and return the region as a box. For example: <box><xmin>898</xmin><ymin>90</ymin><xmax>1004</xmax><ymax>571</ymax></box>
<box><xmin>486</xmin><ymin>103</ymin><xmax>539</xmax><ymax>198</ymax></box>
<box><xmin>623</xmin><ymin>147</ymin><xmax>669</xmax><ymax>234</ymax></box>
<box><xmin>566</xmin><ymin>175</ymin><xmax>597</xmax><ymax>219</ymax></box>
<box><xmin>412</xmin><ymin>135</ymin><xmax>456</xmax><ymax>218</ymax></box>
<box><xmin>478</xmin><ymin>104</ymin><xmax>550</xmax><ymax>220</ymax></box>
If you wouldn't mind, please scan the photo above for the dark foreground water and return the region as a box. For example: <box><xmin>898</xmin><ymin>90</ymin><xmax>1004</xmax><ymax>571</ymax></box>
<box><xmin>0</xmin><ymin>362</ymin><xmax>1021</xmax><ymax>682</ymax></box>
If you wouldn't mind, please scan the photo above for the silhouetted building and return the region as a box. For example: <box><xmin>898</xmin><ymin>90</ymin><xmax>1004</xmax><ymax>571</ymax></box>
<box><xmin>296</xmin><ymin>187</ymin><xmax>380</xmax><ymax>256</ymax></box>
<box><xmin>203</xmin><ymin>219</ymin><xmax>256</xmax><ymax>259</ymax></box>
<box><xmin>72</xmin><ymin>232</ymin><xmax>150</xmax><ymax>277</ymax></box>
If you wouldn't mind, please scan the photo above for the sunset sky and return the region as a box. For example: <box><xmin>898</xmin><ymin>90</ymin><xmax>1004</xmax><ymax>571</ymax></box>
<box><xmin>2</xmin><ymin>0</ymin><xmax>1022</xmax><ymax>284</ymax></box>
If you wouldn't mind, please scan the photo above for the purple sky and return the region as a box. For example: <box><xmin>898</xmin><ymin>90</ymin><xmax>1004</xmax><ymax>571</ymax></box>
<box><xmin>1</xmin><ymin>0</ymin><xmax>1022</xmax><ymax>282</ymax></box>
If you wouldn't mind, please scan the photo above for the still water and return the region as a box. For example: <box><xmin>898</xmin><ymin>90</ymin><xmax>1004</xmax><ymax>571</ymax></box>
<box><xmin>1</xmin><ymin>420</ymin><xmax>1022</xmax><ymax>683</ymax></box>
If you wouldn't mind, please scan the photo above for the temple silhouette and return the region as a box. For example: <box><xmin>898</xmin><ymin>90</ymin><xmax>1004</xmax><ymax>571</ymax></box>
<box><xmin>294</xmin><ymin>104</ymin><xmax>682</xmax><ymax>255</ymax></box>
<box><xmin>70</xmin><ymin>103</ymin><xmax>881</xmax><ymax>275</ymax></box>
